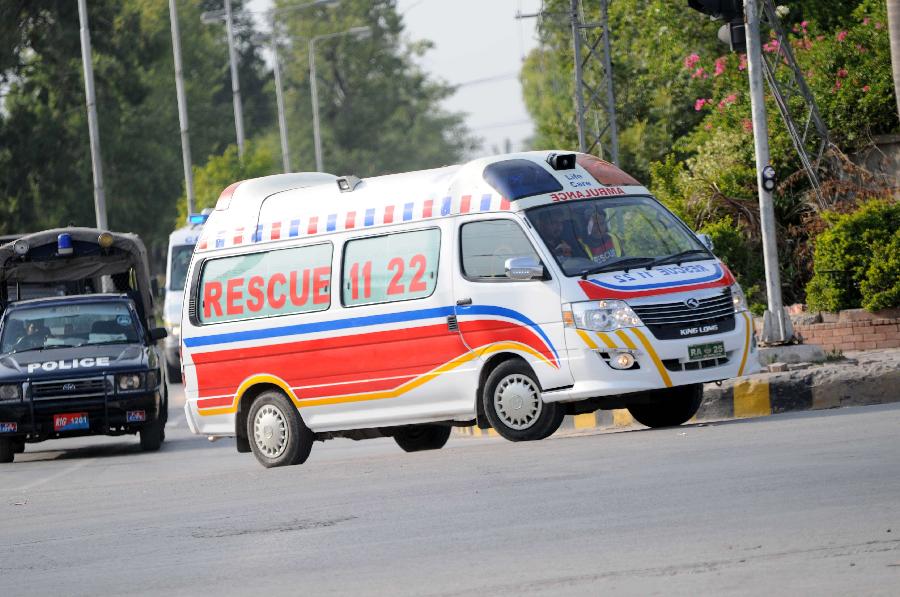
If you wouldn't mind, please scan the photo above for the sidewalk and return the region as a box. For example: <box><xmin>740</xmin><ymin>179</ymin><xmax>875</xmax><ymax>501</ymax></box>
<box><xmin>458</xmin><ymin>348</ymin><xmax>900</xmax><ymax>437</ymax></box>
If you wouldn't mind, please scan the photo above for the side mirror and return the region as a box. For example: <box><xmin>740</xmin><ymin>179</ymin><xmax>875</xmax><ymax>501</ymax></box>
<box><xmin>697</xmin><ymin>233</ymin><xmax>714</xmax><ymax>252</ymax></box>
<box><xmin>505</xmin><ymin>256</ymin><xmax>545</xmax><ymax>281</ymax></box>
<box><xmin>148</xmin><ymin>327</ymin><xmax>168</xmax><ymax>342</ymax></box>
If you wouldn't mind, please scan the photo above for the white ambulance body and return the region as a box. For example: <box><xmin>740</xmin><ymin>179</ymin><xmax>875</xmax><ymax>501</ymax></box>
<box><xmin>180</xmin><ymin>152</ymin><xmax>758</xmax><ymax>467</ymax></box>
<box><xmin>163</xmin><ymin>221</ymin><xmax>204</xmax><ymax>381</ymax></box>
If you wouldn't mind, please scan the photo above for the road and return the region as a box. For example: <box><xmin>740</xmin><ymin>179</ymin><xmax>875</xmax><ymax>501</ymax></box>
<box><xmin>1</xmin><ymin>382</ymin><xmax>899</xmax><ymax>596</ymax></box>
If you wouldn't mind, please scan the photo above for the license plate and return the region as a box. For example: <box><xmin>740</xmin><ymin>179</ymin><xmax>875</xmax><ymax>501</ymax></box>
<box><xmin>126</xmin><ymin>410</ymin><xmax>146</xmax><ymax>423</ymax></box>
<box><xmin>54</xmin><ymin>413</ymin><xmax>89</xmax><ymax>432</ymax></box>
<box><xmin>0</xmin><ymin>422</ymin><xmax>17</xmax><ymax>433</ymax></box>
<box><xmin>688</xmin><ymin>341</ymin><xmax>726</xmax><ymax>361</ymax></box>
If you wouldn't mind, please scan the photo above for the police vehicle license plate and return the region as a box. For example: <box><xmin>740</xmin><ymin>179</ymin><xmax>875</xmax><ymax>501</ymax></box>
<box><xmin>688</xmin><ymin>341</ymin><xmax>726</xmax><ymax>361</ymax></box>
<box><xmin>54</xmin><ymin>413</ymin><xmax>89</xmax><ymax>432</ymax></box>
<box><xmin>126</xmin><ymin>410</ymin><xmax>146</xmax><ymax>423</ymax></box>
<box><xmin>0</xmin><ymin>422</ymin><xmax>17</xmax><ymax>433</ymax></box>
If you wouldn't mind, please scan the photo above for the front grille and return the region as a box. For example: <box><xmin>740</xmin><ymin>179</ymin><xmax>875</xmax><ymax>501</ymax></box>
<box><xmin>663</xmin><ymin>355</ymin><xmax>731</xmax><ymax>372</ymax></box>
<box><xmin>631</xmin><ymin>289</ymin><xmax>736</xmax><ymax>340</ymax></box>
<box><xmin>32</xmin><ymin>377</ymin><xmax>106</xmax><ymax>400</ymax></box>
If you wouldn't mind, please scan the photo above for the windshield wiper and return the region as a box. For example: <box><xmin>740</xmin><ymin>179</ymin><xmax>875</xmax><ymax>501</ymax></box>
<box><xmin>646</xmin><ymin>249</ymin><xmax>711</xmax><ymax>269</ymax></box>
<box><xmin>87</xmin><ymin>340</ymin><xmax>134</xmax><ymax>346</ymax></box>
<box><xmin>580</xmin><ymin>257</ymin><xmax>656</xmax><ymax>279</ymax></box>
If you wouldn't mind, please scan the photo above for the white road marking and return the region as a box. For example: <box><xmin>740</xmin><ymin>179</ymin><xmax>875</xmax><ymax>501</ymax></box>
<box><xmin>10</xmin><ymin>456</ymin><xmax>95</xmax><ymax>493</ymax></box>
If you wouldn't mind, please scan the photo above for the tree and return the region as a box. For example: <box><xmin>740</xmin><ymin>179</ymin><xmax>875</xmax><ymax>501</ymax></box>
<box><xmin>889</xmin><ymin>0</ymin><xmax>900</xmax><ymax>119</ymax></box>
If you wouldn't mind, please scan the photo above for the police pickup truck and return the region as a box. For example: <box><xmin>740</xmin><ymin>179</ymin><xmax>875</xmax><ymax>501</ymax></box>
<box><xmin>0</xmin><ymin>229</ymin><xmax>168</xmax><ymax>463</ymax></box>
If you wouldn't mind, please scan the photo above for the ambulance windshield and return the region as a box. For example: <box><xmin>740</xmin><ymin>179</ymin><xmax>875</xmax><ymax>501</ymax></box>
<box><xmin>1</xmin><ymin>301</ymin><xmax>140</xmax><ymax>353</ymax></box>
<box><xmin>168</xmin><ymin>245</ymin><xmax>194</xmax><ymax>291</ymax></box>
<box><xmin>526</xmin><ymin>196</ymin><xmax>710</xmax><ymax>277</ymax></box>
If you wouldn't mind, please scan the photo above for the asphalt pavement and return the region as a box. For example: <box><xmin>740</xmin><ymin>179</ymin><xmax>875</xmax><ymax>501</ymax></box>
<box><xmin>1</xmin><ymin>382</ymin><xmax>898</xmax><ymax>596</ymax></box>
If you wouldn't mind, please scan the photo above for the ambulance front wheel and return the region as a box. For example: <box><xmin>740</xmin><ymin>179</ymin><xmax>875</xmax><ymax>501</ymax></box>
<box><xmin>483</xmin><ymin>359</ymin><xmax>563</xmax><ymax>441</ymax></box>
<box><xmin>247</xmin><ymin>390</ymin><xmax>313</xmax><ymax>468</ymax></box>
<box><xmin>626</xmin><ymin>383</ymin><xmax>703</xmax><ymax>428</ymax></box>
<box><xmin>393</xmin><ymin>424</ymin><xmax>452</xmax><ymax>452</ymax></box>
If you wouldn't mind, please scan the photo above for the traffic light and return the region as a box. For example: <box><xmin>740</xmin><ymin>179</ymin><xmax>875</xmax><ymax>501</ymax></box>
<box><xmin>761</xmin><ymin>165</ymin><xmax>777</xmax><ymax>192</ymax></box>
<box><xmin>687</xmin><ymin>0</ymin><xmax>743</xmax><ymax>20</ymax></box>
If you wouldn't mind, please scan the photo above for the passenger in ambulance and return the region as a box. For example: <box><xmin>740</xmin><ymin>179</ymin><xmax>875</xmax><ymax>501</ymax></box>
<box><xmin>577</xmin><ymin>208</ymin><xmax>621</xmax><ymax>264</ymax></box>
<box><xmin>536</xmin><ymin>211</ymin><xmax>575</xmax><ymax>259</ymax></box>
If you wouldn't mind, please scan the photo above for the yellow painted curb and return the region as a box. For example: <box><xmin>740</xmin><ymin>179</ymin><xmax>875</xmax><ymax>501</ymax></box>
<box><xmin>733</xmin><ymin>378</ymin><xmax>771</xmax><ymax>418</ymax></box>
<box><xmin>612</xmin><ymin>409</ymin><xmax>633</xmax><ymax>427</ymax></box>
<box><xmin>573</xmin><ymin>413</ymin><xmax>597</xmax><ymax>429</ymax></box>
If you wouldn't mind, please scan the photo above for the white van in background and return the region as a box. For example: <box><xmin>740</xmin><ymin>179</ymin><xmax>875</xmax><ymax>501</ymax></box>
<box><xmin>180</xmin><ymin>152</ymin><xmax>758</xmax><ymax>468</ymax></box>
<box><xmin>163</xmin><ymin>213</ymin><xmax>208</xmax><ymax>382</ymax></box>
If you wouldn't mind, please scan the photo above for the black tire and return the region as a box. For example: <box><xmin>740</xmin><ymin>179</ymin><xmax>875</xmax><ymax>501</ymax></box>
<box><xmin>139</xmin><ymin>419</ymin><xmax>165</xmax><ymax>451</ymax></box>
<box><xmin>0</xmin><ymin>439</ymin><xmax>15</xmax><ymax>463</ymax></box>
<box><xmin>13</xmin><ymin>440</ymin><xmax>25</xmax><ymax>454</ymax></box>
<box><xmin>482</xmin><ymin>359</ymin><xmax>563</xmax><ymax>441</ymax></box>
<box><xmin>393</xmin><ymin>424</ymin><xmax>452</xmax><ymax>452</ymax></box>
<box><xmin>166</xmin><ymin>359</ymin><xmax>182</xmax><ymax>384</ymax></box>
<box><xmin>627</xmin><ymin>384</ymin><xmax>703</xmax><ymax>428</ymax></box>
<box><xmin>247</xmin><ymin>390</ymin><xmax>313</xmax><ymax>468</ymax></box>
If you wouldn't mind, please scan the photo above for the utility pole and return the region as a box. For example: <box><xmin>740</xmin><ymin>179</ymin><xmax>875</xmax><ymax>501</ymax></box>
<box><xmin>225</xmin><ymin>0</ymin><xmax>245</xmax><ymax>159</ymax></box>
<box><xmin>271</xmin><ymin>15</ymin><xmax>291</xmax><ymax>173</ymax></box>
<box><xmin>744</xmin><ymin>0</ymin><xmax>792</xmax><ymax>344</ymax></box>
<box><xmin>568</xmin><ymin>0</ymin><xmax>619</xmax><ymax>164</ymax></box>
<box><xmin>77</xmin><ymin>0</ymin><xmax>108</xmax><ymax>230</ymax></box>
<box><xmin>169</xmin><ymin>0</ymin><xmax>195</xmax><ymax>216</ymax></box>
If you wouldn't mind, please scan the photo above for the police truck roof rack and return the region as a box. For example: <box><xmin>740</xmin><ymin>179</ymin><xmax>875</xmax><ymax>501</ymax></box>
<box><xmin>336</xmin><ymin>175</ymin><xmax>362</xmax><ymax>193</ymax></box>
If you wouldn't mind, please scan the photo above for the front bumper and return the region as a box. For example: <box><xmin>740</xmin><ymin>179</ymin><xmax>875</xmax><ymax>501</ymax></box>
<box><xmin>0</xmin><ymin>388</ymin><xmax>163</xmax><ymax>442</ymax></box>
<box><xmin>544</xmin><ymin>311</ymin><xmax>758</xmax><ymax>403</ymax></box>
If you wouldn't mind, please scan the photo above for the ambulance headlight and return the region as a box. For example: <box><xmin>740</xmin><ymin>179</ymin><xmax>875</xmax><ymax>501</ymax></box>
<box><xmin>563</xmin><ymin>301</ymin><xmax>642</xmax><ymax>332</ymax></box>
<box><xmin>0</xmin><ymin>384</ymin><xmax>21</xmax><ymax>401</ymax></box>
<box><xmin>116</xmin><ymin>373</ymin><xmax>145</xmax><ymax>392</ymax></box>
<box><xmin>730</xmin><ymin>282</ymin><xmax>748</xmax><ymax>313</ymax></box>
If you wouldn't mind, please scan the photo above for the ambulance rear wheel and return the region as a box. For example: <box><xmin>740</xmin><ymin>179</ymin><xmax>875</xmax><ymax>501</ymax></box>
<box><xmin>483</xmin><ymin>360</ymin><xmax>563</xmax><ymax>441</ymax></box>
<box><xmin>0</xmin><ymin>439</ymin><xmax>16</xmax><ymax>463</ymax></box>
<box><xmin>627</xmin><ymin>384</ymin><xmax>703</xmax><ymax>428</ymax></box>
<box><xmin>393</xmin><ymin>424</ymin><xmax>452</xmax><ymax>452</ymax></box>
<box><xmin>247</xmin><ymin>390</ymin><xmax>313</xmax><ymax>468</ymax></box>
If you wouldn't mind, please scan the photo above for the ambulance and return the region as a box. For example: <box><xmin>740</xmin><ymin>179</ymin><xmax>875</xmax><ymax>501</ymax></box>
<box><xmin>180</xmin><ymin>151</ymin><xmax>758</xmax><ymax>468</ymax></box>
<box><xmin>163</xmin><ymin>214</ymin><xmax>208</xmax><ymax>382</ymax></box>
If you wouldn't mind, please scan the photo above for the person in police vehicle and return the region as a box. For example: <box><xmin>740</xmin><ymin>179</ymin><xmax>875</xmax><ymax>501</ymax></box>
<box><xmin>577</xmin><ymin>207</ymin><xmax>622</xmax><ymax>264</ymax></box>
<box><xmin>13</xmin><ymin>320</ymin><xmax>48</xmax><ymax>351</ymax></box>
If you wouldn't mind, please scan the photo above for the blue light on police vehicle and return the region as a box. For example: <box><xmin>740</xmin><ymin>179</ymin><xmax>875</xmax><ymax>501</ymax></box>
<box><xmin>57</xmin><ymin>232</ymin><xmax>74</xmax><ymax>256</ymax></box>
<box><xmin>188</xmin><ymin>213</ymin><xmax>209</xmax><ymax>225</ymax></box>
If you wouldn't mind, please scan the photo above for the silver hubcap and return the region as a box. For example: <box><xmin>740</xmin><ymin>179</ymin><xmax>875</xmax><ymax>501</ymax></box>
<box><xmin>494</xmin><ymin>374</ymin><xmax>542</xmax><ymax>430</ymax></box>
<box><xmin>253</xmin><ymin>404</ymin><xmax>288</xmax><ymax>459</ymax></box>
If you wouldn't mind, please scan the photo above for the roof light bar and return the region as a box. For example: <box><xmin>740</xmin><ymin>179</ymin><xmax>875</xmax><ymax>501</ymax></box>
<box><xmin>57</xmin><ymin>233</ymin><xmax>74</xmax><ymax>256</ymax></box>
<box><xmin>188</xmin><ymin>212</ymin><xmax>210</xmax><ymax>225</ymax></box>
<box><xmin>336</xmin><ymin>175</ymin><xmax>361</xmax><ymax>193</ymax></box>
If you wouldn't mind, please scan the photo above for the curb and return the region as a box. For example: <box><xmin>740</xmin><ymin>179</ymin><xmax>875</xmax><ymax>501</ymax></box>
<box><xmin>455</xmin><ymin>351</ymin><xmax>900</xmax><ymax>437</ymax></box>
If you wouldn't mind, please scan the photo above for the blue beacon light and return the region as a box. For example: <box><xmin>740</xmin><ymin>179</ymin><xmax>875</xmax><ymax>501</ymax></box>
<box><xmin>57</xmin><ymin>233</ymin><xmax>74</xmax><ymax>256</ymax></box>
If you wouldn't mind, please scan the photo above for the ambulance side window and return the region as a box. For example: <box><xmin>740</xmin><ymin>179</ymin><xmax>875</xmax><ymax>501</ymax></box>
<box><xmin>198</xmin><ymin>244</ymin><xmax>332</xmax><ymax>324</ymax></box>
<box><xmin>460</xmin><ymin>219</ymin><xmax>539</xmax><ymax>280</ymax></box>
<box><xmin>342</xmin><ymin>229</ymin><xmax>440</xmax><ymax>307</ymax></box>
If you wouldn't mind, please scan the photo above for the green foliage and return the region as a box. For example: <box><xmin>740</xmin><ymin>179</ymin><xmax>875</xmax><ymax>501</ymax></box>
<box><xmin>806</xmin><ymin>200</ymin><xmax>900</xmax><ymax>312</ymax></box>
<box><xmin>176</xmin><ymin>141</ymin><xmax>278</xmax><ymax>222</ymax></box>
<box><xmin>860</xmin><ymin>229</ymin><xmax>900</xmax><ymax>311</ymax></box>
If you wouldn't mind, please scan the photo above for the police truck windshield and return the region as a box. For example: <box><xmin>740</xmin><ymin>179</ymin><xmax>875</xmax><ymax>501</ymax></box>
<box><xmin>526</xmin><ymin>196</ymin><xmax>709</xmax><ymax>277</ymax></box>
<box><xmin>1</xmin><ymin>301</ymin><xmax>140</xmax><ymax>353</ymax></box>
<box><xmin>169</xmin><ymin>245</ymin><xmax>194</xmax><ymax>291</ymax></box>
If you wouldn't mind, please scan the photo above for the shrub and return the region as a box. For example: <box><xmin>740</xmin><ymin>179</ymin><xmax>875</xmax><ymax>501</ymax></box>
<box><xmin>805</xmin><ymin>200</ymin><xmax>900</xmax><ymax>311</ymax></box>
<box><xmin>860</xmin><ymin>230</ymin><xmax>900</xmax><ymax>311</ymax></box>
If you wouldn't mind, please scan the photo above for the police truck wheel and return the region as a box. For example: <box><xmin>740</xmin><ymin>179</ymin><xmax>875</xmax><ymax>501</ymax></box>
<box><xmin>166</xmin><ymin>360</ymin><xmax>182</xmax><ymax>383</ymax></box>
<box><xmin>13</xmin><ymin>440</ymin><xmax>25</xmax><ymax>454</ymax></box>
<box><xmin>627</xmin><ymin>384</ymin><xmax>703</xmax><ymax>428</ymax></box>
<box><xmin>247</xmin><ymin>390</ymin><xmax>313</xmax><ymax>468</ymax></box>
<box><xmin>140</xmin><ymin>419</ymin><xmax>164</xmax><ymax>451</ymax></box>
<box><xmin>482</xmin><ymin>360</ymin><xmax>563</xmax><ymax>441</ymax></box>
<box><xmin>393</xmin><ymin>424</ymin><xmax>452</xmax><ymax>452</ymax></box>
<box><xmin>0</xmin><ymin>439</ymin><xmax>15</xmax><ymax>463</ymax></box>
